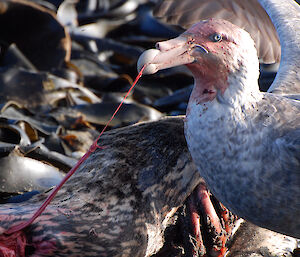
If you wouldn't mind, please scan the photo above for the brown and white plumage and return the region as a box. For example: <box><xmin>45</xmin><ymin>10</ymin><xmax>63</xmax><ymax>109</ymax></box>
<box><xmin>138</xmin><ymin>0</ymin><xmax>300</xmax><ymax>238</ymax></box>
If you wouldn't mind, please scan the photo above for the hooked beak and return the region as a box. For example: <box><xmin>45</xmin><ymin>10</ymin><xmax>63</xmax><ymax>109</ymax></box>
<box><xmin>137</xmin><ymin>36</ymin><xmax>208</xmax><ymax>75</ymax></box>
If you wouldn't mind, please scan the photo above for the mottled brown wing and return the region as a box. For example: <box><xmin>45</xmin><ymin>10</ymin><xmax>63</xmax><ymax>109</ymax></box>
<box><xmin>153</xmin><ymin>0</ymin><xmax>280</xmax><ymax>64</ymax></box>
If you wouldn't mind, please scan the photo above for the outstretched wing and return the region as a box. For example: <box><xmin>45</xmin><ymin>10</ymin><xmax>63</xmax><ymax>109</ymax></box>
<box><xmin>154</xmin><ymin>0</ymin><xmax>280</xmax><ymax>64</ymax></box>
<box><xmin>258</xmin><ymin>0</ymin><xmax>300</xmax><ymax>96</ymax></box>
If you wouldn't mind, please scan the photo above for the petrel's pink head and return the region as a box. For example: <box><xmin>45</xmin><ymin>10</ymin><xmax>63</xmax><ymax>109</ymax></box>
<box><xmin>138</xmin><ymin>19</ymin><xmax>259</xmax><ymax>103</ymax></box>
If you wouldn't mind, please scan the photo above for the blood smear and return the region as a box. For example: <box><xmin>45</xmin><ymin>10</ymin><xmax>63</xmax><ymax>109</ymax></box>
<box><xmin>0</xmin><ymin>65</ymin><xmax>147</xmax><ymax>257</ymax></box>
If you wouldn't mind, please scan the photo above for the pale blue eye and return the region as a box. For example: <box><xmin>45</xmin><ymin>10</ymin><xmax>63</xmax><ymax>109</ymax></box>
<box><xmin>211</xmin><ymin>33</ymin><xmax>222</xmax><ymax>42</ymax></box>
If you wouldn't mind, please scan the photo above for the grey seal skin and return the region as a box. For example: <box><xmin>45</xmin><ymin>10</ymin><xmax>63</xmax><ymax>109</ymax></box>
<box><xmin>0</xmin><ymin>117</ymin><xmax>203</xmax><ymax>256</ymax></box>
<box><xmin>1</xmin><ymin>116</ymin><xmax>297</xmax><ymax>257</ymax></box>
<box><xmin>138</xmin><ymin>0</ymin><xmax>300</xmax><ymax>238</ymax></box>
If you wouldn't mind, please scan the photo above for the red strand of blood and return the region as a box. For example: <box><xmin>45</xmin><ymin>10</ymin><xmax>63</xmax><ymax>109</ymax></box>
<box><xmin>0</xmin><ymin>65</ymin><xmax>146</xmax><ymax>257</ymax></box>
